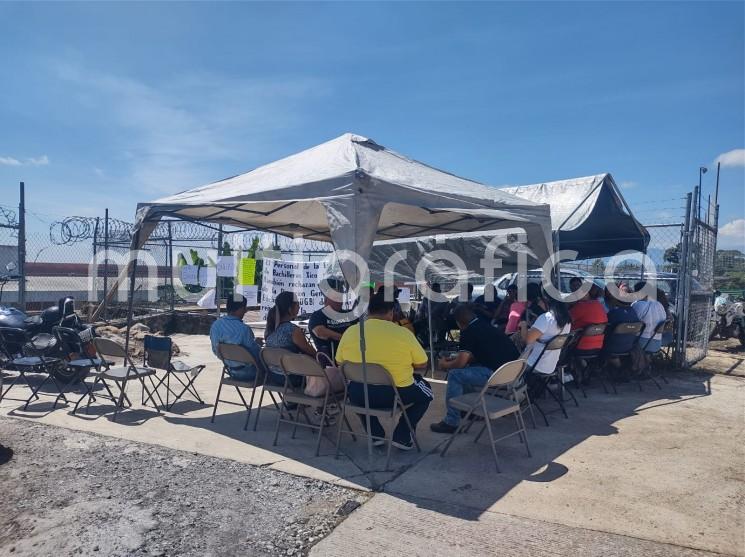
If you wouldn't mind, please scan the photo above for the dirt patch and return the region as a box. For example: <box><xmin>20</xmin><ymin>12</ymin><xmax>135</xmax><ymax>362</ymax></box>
<box><xmin>0</xmin><ymin>418</ymin><xmax>368</xmax><ymax>557</ymax></box>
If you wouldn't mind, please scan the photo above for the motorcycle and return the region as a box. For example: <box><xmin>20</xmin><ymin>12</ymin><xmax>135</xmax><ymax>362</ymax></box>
<box><xmin>709</xmin><ymin>292</ymin><xmax>745</xmax><ymax>346</ymax></box>
<box><xmin>0</xmin><ymin>262</ymin><xmax>95</xmax><ymax>383</ymax></box>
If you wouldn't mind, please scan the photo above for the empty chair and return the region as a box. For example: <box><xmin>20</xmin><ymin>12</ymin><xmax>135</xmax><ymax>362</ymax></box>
<box><xmin>212</xmin><ymin>342</ymin><xmax>264</xmax><ymax>430</ymax></box>
<box><xmin>143</xmin><ymin>335</ymin><xmax>205</xmax><ymax>410</ymax></box>
<box><xmin>338</xmin><ymin>362</ymin><xmax>421</xmax><ymax>470</ymax></box>
<box><xmin>0</xmin><ymin>327</ymin><xmax>65</xmax><ymax>409</ymax></box>
<box><xmin>440</xmin><ymin>360</ymin><xmax>531</xmax><ymax>472</ymax></box>
<box><xmin>74</xmin><ymin>337</ymin><xmax>160</xmax><ymax>421</ymax></box>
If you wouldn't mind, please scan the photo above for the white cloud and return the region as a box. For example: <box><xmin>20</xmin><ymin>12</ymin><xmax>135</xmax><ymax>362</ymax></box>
<box><xmin>715</xmin><ymin>148</ymin><xmax>745</xmax><ymax>167</ymax></box>
<box><xmin>52</xmin><ymin>61</ymin><xmax>330</xmax><ymax>195</ymax></box>
<box><xmin>0</xmin><ymin>155</ymin><xmax>49</xmax><ymax>166</ymax></box>
<box><xmin>0</xmin><ymin>156</ymin><xmax>22</xmax><ymax>166</ymax></box>
<box><xmin>718</xmin><ymin>218</ymin><xmax>745</xmax><ymax>251</ymax></box>
<box><xmin>620</xmin><ymin>181</ymin><xmax>637</xmax><ymax>189</ymax></box>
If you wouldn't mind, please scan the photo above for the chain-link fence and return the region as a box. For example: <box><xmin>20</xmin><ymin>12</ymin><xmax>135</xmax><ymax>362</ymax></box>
<box><xmin>0</xmin><ymin>185</ymin><xmax>22</xmax><ymax>308</ymax></box>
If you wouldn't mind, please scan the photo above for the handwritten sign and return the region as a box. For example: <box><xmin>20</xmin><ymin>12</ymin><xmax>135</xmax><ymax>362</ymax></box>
<box><xmin>238</xmin><ymin>258</ymin><xmax>257</xmax><ymax>285</ymax></box>
<box><xmin>259</xmin><ymin>258</ymin><xmax>333</xmax><ymax>319</ymax></box>
<box><xmin>180</xmin><ymin>265</ymin><xmax>199</xmax><ymax>285</ymax></box>
<box><xmin>216</xmin><ymin>256</ymin><xmax>236</xmax><ymax>278</ymax></box>
<box><xmin>235</xmin><ymin>285</ymin><xmax>259</xmax><ymax>306</ymax></box>
<box><xmin>398</xmin><ymin>287</ymin><xmax>411</xmax><ymax>304</ymax></box>
<box><xmin>198</xmin><ymin>267</ymin><xmax>217</xmax><ymax>288</ymax></box>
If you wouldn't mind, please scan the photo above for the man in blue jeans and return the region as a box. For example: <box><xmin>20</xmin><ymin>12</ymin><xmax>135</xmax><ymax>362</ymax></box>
<box><xmin>430</xmin><ymin>304</ymin><xmax>520</xmax><ymax>434</ymax></box>
<box><xmin>210</xmin><ymin>294</ymin><xmax>262</xmax><ymax>381</ymax></box>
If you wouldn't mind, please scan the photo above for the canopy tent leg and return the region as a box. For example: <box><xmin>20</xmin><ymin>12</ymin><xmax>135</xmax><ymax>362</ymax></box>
<box><xmin>427</xmin><ymin>296</ymin><xmax>435</xmax><ymax>377</ymax></box>
<box><xmin>124</xmin><ymin>254</ymin><xmax>139</xmax><ymax>356</ymax></box>
<box><xmin>358</xmin><ymin>315</ymin><xmax>375</xmax><ymax>474</ymax></box>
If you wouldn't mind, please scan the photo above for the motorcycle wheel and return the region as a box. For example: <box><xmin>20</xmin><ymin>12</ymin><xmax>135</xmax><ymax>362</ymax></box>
<box><xmin>52</xmin><ymin>364</ymin><xmax>83</xmax><ymax>385</ymax></box>
<box><xmin>738</xmin><ymin>324</ymin><xmax>745</xmax><ymax>347</ymax></box>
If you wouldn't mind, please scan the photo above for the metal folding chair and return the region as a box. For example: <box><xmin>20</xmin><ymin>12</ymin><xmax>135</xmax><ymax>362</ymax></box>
<box><xmin>253</xmin><ymin>347</ymin><xmax>291</xmax><ymax>431</ymax></box>
<box><xmin>527</xmin><ymin>333</ymin><xmax>574</xmax><ymax>423</ymax></box>
<box><xmin>211</xmin><ymin>343</ymin><xmax>264</xmax><ymax>430</ymax></box>
<box><xmin>602</xmin><ymin>321</ymin><xmax>646</xmax><ymax>393</ymax></box>
<box><xmin>570</xmin><ymin>323</ymin><xmax>607</xmax><ymax>394</ymax></box>
<box><xmin>73</xmin><ymin>337</ymin><xmax>161</xmax><ymax>421</ymax></box>
<box><xmin>0</xmin><ymin>327</ymin><xmax>65</xmax><ymax>409</ymax></box>
<box><xmin>638</xmin><ymin>320</ymin><xmax>667</xmax><ymax>390</ymax></box>
<box><xmin>337</xmin><ymin>361</ymin><xmax>420</xmax><ymax>470</ymax></box>
<box><xmin>53</xmin><ymin>326</ymin><xmax>115</xmax><ymax>405</ymax></box>
<box><xmin>440</xmin><ymin>360</ymin><xmax>531</xmax><ymax>472</ymax></box>
<box><xmin>143</xmin><ymin>335</ymin><xmax>205</xmax><ymax>410</ymax></box>
<box><xmin>271</xmin><ymin>353</ymin><xmax>345</xmax><ymax>456</ymax></box>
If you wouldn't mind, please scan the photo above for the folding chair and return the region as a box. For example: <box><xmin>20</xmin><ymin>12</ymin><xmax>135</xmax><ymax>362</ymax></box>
<box><xmin>0</xmin><ymin>327</ymin><xmax>65</xmax><ymax>409</ymax></box>
<box><xmin>53</xmin><ymin>326</ymin><xmax>114</xmax><ymax>405</ymax></box>
<box><xmin>570</xmin><ymin>323</ymin><xmax>607</xmax><ymax>393</ymax></box>
<box><xmin>638</xmin><ymin>321</ymin><xmax>667</xmax><ymax>390</ymax></box>
<box><xmin>211</xmin><ymin>343</ymin><xmax>263</xmax><ymax>430</ymax></box>
<box><xmin>527</xmin><ymin>333</ymin><xmax>574</xmax><ymax>423</ymax></box>
<box><xmin>274</xmin><ymin>353</ymin><xmax>347</xmax><ymax>456</ymax></box>
<box><xmin>337</xmin><ymin>362</ymin><xmax>420</xmax><ymax>470</ymax></box>
<box><xmin>253</xmin><ymin>347</ymin><xmax>291</xmax><ymax>431</ymax></box>
<box><xmin>440</xmin><ymin>359</ymin><xmax>531</xmax><ymax>472</ymax></box>
<box><xmin>74</xmin><ymin>337</ymin><xmax>161</xmax><ymax>421</ymax></box>
<box><xmin>602</xmin><ymin>321</ymin><xmax>645</xmax><ymax>393</ymax></box>
<box><xmin>143</xmin><ymin>335</ymin><xmax>205</xmax><ymax>410</ymax></box>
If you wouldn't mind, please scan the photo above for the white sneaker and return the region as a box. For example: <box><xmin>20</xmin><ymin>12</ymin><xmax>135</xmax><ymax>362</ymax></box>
<box><xmin>372</xmin><ymin>438</ymin><xmax>386</xmax><ymax>447</ymax></box>
<box><xmin>562</xmin><ymin>373</ymin><xmax>574</xmax><ymax>384</ymax></box>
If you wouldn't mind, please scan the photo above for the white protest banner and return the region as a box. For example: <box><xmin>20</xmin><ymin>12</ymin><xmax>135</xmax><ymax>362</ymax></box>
<box><xmin>236</xmin><ymin>285</ymin><xmax>259</xmax><ymax>306</ymax></box>
<box><xmin>259</xmin><ymin>258</ymin><xmax>333</xmax><ymax>319</ymax></box>
<box><xmin>216</xmin><ymin>256</ymin><xmax>236</xmax><ymax>278</ymax></box>
<box><xmin>180</xmin><ymin>265</ymin><xmax>199</xmax><ymax>285</ymax></box>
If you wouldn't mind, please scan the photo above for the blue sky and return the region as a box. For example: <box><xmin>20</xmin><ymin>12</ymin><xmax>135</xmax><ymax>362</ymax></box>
<box><xmin>1</xmin><ymin>2</ymin><xmax>743</xmax><ymax>250</ymax></box>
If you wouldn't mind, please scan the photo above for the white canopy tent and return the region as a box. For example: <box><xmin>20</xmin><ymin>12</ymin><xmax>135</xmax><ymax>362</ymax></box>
<box><xmin>104</xmin><ymin>132</ymin><xmax>555</xmax><ymax>463</ymax></box>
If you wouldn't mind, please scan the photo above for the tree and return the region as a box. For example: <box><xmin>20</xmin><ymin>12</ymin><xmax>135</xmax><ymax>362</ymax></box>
<box><xmin>590</xmin><ymin>258</ymin><xmax>605</xmax><ymax>276</ymax></box>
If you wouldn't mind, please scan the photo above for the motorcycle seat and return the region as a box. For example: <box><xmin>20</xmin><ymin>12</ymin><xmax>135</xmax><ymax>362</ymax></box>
<box><xmin>68</xmin><ymin>358</ymin><xmax>113</xmax><ymax>369</ymax></box>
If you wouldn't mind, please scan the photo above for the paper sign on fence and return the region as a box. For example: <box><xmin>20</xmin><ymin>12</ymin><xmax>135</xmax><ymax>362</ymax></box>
<box><xmin>236</xmin><ymin>285</ymin><xmax>259</xmax><ymax>306</ymax></box>
<box><xmin>199</xmin><ymin>267</ymin><xmax>217</xmax><ymax>288</ymax></box>
<box><xmin>180</xmin><ymin>265</ymin><xmax>199</xmax><ymax>285</ymax></box>
<box><xmin>398</xmin><ymin>287</ymin><xmax>411</xmax><ymax>304</ymax></box>
<box><xmin>216</xmin><ymin>256</ymin><xmax>236</xmax><ymax>277</ymax></box>
<box><xmin>238</xmin><ymin>258</ymin><xmax>257</xmax><ymax>285</ymax></box>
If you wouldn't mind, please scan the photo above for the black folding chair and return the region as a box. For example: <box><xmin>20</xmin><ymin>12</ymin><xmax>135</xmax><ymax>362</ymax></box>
<box><xmin>53</xmin><ymin>326</ymin><xmax>115</xmax><ymax>404</ymax></box>
<box><xmin>526</xmin><ymin>333</ymin><xmax>575</xmax><ymax>424</ymax></box>
<box><xmin>73</xmin><ymin>337</ymin><xmax>161</xmax><ymax>421</ymax></box>
<box><xmin>570</xmin><ymin>323</ymin><xmax>607</xmax><ymax>394</ymax></box>
<box><xmin>638</xmin><ymin>321</ymin><xmax>667</xmax><ymax>390</ymax></box>
<box><xmin>0</xmin><ymin>327</ymin><xmax>65</xmax><ymax>409</ymax></box>
<box><xmin>143</xmin><ymin>335</ymin><xmax>205</xmax><ymax>410</ymax></box>
<box><xmin>211</xmin><ymin>343</ymin><xmax>264</xmax><ymax>430</ymax></box>
<box><xmin>602</xmin><ymin>321</ymin><xmax>646</xmax><ymax>393</ymax></box>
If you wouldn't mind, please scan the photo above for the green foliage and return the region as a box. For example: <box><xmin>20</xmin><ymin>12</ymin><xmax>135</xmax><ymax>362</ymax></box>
<box><xmin>714</xmin><ymin>249</ymin><xmax>745</xmax><ymax>291</ymax></box>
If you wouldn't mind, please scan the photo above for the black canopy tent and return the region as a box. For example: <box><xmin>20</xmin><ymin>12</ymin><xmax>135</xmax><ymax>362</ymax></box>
<box><xmin>501</xmin><ymin>173</ymin><xmax>649</xmax><ymax>260</ymax></box>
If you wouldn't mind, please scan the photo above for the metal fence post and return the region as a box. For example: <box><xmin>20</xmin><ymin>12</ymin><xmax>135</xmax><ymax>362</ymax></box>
<box><xmin>93</xmin><ymin>217</ymin><xmax>100</xmax><ymax>306</ymax></box>
<box><xmin>17</xmin><ymin>182</ymin><xmax>26</xmax><ymax>310</ymax></box>
<box><xmin>102</xmin><ymin>208</ymin><xmax>109</xmax><ymax>321</ymax></box>
<box><xmin>675</xmin><ymin>193</ymin><xmax>693</xmax><ymax>368</ymax></box>
<box><xmin>216</xmin><ymin>224</ymin><xmax>223</xmax><ymax>317</ymax></box>
<box><xmin>168</xmin><ymin>221</ymin><xmax>174</xmax><ymax>312</ymax></box>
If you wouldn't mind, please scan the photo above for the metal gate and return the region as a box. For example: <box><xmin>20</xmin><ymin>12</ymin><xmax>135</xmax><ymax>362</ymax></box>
<box><xmin>675</xmin><ymin>186</ymin><xmax>718</xmax><ymax>367</ymax></box>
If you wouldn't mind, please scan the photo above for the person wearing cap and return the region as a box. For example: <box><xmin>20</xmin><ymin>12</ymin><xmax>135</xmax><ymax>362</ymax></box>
<box><xmin>309</xmin><ymin>278</ymin><xmax>358</xmax><ymax>359</ymax></box>
<box><xmin>209</xmin><ymin>294</ymin><xmax>262</xmax><ymax>381</ymax></box>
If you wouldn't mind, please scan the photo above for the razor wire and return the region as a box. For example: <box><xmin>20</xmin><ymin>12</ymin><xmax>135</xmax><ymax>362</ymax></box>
<box><xmin>50</xmin><ymin>216</ymin><xmax>220</xmax><ymax>245</ymax></box>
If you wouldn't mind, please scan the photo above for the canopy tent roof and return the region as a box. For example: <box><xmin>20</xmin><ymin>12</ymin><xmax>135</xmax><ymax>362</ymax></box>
<box><xmin>501</xmin><ymin>173</ymin><xmax>649</xmax><ymax>260</ymax></box>
<box><xmin>368</xmin><ymin>228</ymin><xmax>539</xmax><ymax>283</ymax></box>
<box><xmin>132</xmin><ymin>133</ymin><xmax>554</xmax><ymax>281</ymax></box>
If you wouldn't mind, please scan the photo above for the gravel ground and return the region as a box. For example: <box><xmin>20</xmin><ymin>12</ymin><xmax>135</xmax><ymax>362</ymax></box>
<box><xmin>0</xmin><ymin>418</ymin><xmax>369</xmax><ymax>557</ymax></box>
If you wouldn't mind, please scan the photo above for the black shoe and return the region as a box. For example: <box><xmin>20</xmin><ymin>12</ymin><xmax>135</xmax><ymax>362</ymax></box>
<box><xmin>430</xmin><ymin>421</ymin><xmax>457</xmax><ymax>434</ymax></box>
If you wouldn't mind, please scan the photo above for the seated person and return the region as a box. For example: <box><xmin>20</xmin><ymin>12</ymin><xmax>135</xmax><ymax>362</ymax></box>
<box><xmin>518</xmin><ymin>297</ymin><xmax>572</xmax><ymax>395</ymax></box>
<box><xmin>445</xmin><ymin>283</ymin><xmax>476</xmax><ymax>331</ymax></box>
<box><xmin>209</xmin><ymin>294</ymin><xmax>262</xmax><ymax>382</ymax></box>
<box><xmin>415</xmin><ymin>283</ymin><xmax>449</xmax><ymax>344</ymax></box>
<box><xmin>632</xmin><ymin>282</ymin><xmax>668</xmax><ymax>353</ymax></box>
<box><xmin>377</xmin><ymin>284</ymin><xmax>414</xmax><ymax>333</ymax></box>
<box><xmin>430</xmin><ymin>304</ymin><xmax>520</xmax><ymax>434</ymax></box>
<box><xmin>493</xmin><ymin>283</ymin><xmax>516</xmax><ymax>328</ymax></box>
<box><xmin>569</xmin><ymin>276</ymin><xmax>583</xmax><ymax>294</ymax></box>
<box><xmin>569</xmin><ymin>282</ymin><xmax>608</xmax><ymax>352</ymax></box>
<box><xmin>265</xmin><ymin>291</ymin><xmax>316</xmax><ymax>385</ymax></box>
<box><xmin>336</xmin><ymin>292</ymin><xmax>432</xmax><ymax>450</ymax></box>
<box><xmin>472</xmin><ymin>283</ymin><xmax>500</xmax><ymax>321</ymax></box>
<box><xmin>603</xmin><ymin>288</ymin><xmax>640</xmax><ymax>355</ymax></box>
<box><xmin>309</xmin><ymin>279</ymin><xmax>357</xmax><ymax>360</ymax></box>
<box><xmin>523</xmin><ymin>282</ymin><xmax>547</xmax><ymax>325</ymax></box>
<box><xmin>504</xmin><ymin>286</ymin><xmax>528</xmax><ymax>335</ymax></box>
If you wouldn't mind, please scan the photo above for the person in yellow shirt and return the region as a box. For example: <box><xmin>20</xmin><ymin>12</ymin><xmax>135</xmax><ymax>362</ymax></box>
<box><xmin>336</xmin><ymin>291</ymin><xmax>432</xmax><ymax>450</ymax></box>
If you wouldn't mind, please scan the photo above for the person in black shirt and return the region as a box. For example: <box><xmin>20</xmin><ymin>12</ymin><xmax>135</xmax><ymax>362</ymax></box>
<box><xmin>430</xmin><ymin>304</ymin><xmax>520</xmax><ymax>433</ymax></box>
<box><xmin>308</xmin><ymin>280</ymin><xmax>358</xmax><ymax>359</ymax></box>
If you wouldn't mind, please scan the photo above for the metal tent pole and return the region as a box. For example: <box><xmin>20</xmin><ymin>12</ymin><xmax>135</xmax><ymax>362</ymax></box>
<box><xmin>17</xmin><ymin>182</ymin><xmax>26</xmax><ymax>310</ymax></box>
<box><xmin>124</xmin><ymin>252</ymin><xmax>139</xmax><ymax>356</ymax></box>
<box><xmin>427</xmin><ymin>295</ymin><xmax>434</xmax><ymax>377</ymax></box>
<box><xmin>103</xmin><ymin>209</ymin><xmax>109</xmax><ymax>321</ymax></box>
<box><xmin>216</xmin><ymin>224</ymin><xmax>223</xmax><ymax>318</ymax></box>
